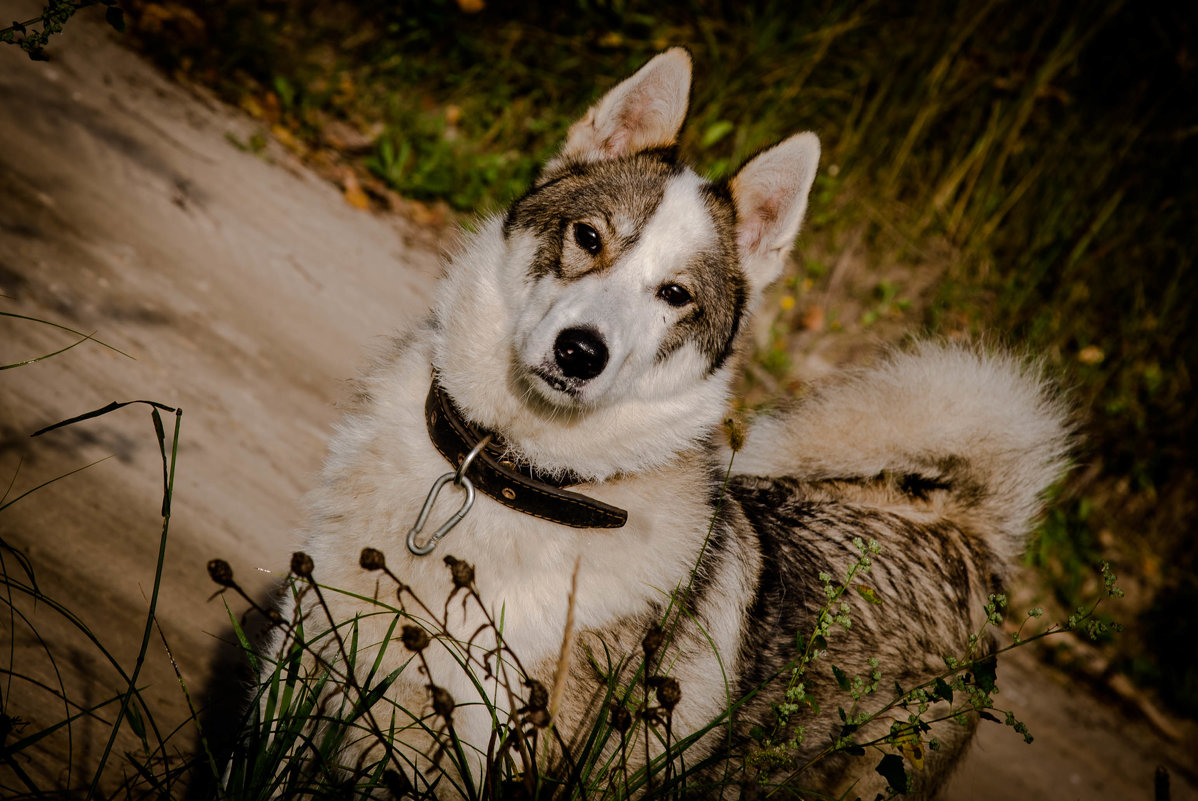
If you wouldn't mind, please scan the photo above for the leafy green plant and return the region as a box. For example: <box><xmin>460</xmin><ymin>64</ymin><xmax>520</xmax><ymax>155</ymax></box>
<box><xmin>740</xmin><ymin>541</ymin><xmax>1123</xmax><ymax>798</ymax></box>
<box><xmin>0</xmin><ymin>0</ymin><xmax>126</xmax><ymax>59</ymax></box>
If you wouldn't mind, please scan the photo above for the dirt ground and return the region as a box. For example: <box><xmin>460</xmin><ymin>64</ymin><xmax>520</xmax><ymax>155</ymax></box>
<box><xmin>1</xmin><ymin>12</ymin><xmax>1194</xmax><ymax>800</ymax></box>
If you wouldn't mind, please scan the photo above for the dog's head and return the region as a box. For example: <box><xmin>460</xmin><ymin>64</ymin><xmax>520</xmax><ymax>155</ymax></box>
<box><xmin>433</xmin><ymin>49</ymin><xmax>819</xmax><ymax>476</ymax></box>
<box><xmin>504</xmin><ymin>49</ymin><xmax>819</xmax><ymax>409</ymax></box>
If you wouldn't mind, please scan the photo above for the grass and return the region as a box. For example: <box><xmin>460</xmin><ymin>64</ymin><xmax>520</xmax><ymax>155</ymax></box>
<box><xmin>0</xmin><ymin>365</ymin><xmax>1125</xmax><ymax>797</ymax></box>
<box><xmin>206</xmin><ymin>538</ymin><xmax>1120</xmax><ymax>800</ymax></box>
<box><xmin>1</xmin><ymin>396</ymin><xmax>186</xmax><ymax>798</ymax></box>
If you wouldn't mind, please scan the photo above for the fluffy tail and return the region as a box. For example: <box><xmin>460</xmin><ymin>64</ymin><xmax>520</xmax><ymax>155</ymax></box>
<box><xmin>734</xmin><ymin>342</ymin><xmax>1073</xmax><ymax>565</ymax></box>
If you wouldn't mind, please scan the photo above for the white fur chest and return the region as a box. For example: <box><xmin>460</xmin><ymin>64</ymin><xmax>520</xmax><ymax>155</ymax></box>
<box><xmin>298</xmin><ymin>331</ymin><xmax>716</xmax><ymax>711</ymax></box>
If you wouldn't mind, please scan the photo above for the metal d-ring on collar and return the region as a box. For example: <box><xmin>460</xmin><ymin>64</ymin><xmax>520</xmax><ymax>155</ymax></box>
<box><xmin>407</xmin><ymin>434</ymin><xmax>493</xmax><ymax>556</ymax></box>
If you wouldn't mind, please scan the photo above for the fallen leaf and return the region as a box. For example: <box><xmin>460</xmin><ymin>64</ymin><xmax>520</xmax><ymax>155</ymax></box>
<box><xmin>1078</xmin><ymin>345</ymin><xmax>1104</xmax><ymax>365</ymax></box>
<box><xmin>342</xmin><ymin>172</ymin><xmax>370</xmax><ymax>210</ymax></box>
<box><xmin>404</xmin><ymin>199</ymin><xmax>449</xmax><ymax>227</ymax></box>
<box><xmin>271</xmin><ymin>124</ymin><xmax>304</xmax><ymax>155</ymax></box>
<box><xmin>239</xmin><ymin>95</ymin><xmax>265</xmax><ymax>119</ymax></box>
<box><xmin>321</xmin><ymin>119</ymin><xmax>381</xmax><ymax>153</ymax></box>
<box><xmin>261</xmin><ymin>92</ymin><xmax>281</xmax><ymax>124</ymax></box>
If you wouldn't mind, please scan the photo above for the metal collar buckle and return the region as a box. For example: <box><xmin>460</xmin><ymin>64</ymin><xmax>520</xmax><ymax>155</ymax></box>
<box><xmin>407</xmin><ymin>434</ymin><xmax>493</xmax><ymax>556</ymax></box>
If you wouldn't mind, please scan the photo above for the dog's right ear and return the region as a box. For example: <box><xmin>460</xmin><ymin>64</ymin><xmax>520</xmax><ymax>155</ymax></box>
<box><xmin>730</xmin><ymin>132</ymin><xmax>821</xmax><ymax>292</ymax></box>
<box><xmin>547</xmin><ymin>48</ymin><xmax>691</xmax><ymax>168</ymax></box>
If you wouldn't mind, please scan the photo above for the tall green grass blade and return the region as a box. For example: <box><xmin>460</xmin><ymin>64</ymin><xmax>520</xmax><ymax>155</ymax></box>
<box><xmin>86</xmin><ymin>407</ymin><xmax>181</xmax><ymax>799</ymax></box>
<box><xmin>0</xmin><ymin>311</ymin><xmax>133</xmax><ymax>360</ymax></box>
<box><xmin>154</xmin><ymin>619</ymin><xmax>226</xmax><ymax>794</ymax></box>
<box><xmin>0</xmin><ymin>333</ymin><xmax>93</xmax><ymax>370</ymax></box>
<box><xmin>0</xmin><ymin>456</ymin><xmax>115</xmax><ymax>514</ymax></box>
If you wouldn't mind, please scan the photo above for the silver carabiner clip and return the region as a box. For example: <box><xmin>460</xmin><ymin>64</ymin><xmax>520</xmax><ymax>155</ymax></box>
<box><xmin>407</xmin><ymin>434</ymin><xmax>492</xmax><ymax>556</ymax></box>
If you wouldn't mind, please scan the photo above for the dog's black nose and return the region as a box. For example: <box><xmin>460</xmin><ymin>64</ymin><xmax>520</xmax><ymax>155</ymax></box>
<box><xmin>554</xmin><ymin>327</ymin><xmax>608</xmax><ymax>380</ymax></box>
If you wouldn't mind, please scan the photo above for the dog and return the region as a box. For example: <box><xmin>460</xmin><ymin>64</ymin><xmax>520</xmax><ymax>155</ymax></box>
<box><xmin>248</xmin><ymin>48</ymin><xmax>1071</xmax><ymax>799</ymax></box>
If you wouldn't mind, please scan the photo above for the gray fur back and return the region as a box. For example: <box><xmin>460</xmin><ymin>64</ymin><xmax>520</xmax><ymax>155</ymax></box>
<box><xmin>733</xmin><ymin>341</ymin><xmax>1073</xmax><ymax>567</ymax></box>
<box><xmin>717</xmin><ymin>342</ymin><xmax>1074</xmax><ymax>796</ymax></box>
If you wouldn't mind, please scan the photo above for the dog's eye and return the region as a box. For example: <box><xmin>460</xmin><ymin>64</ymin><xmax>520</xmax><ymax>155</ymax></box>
<box><xmin>657</xmin><ymin>283</ymin><xmax>693</xmax><ymax>307</ymax></box>
<box><xmin>572</xmin><ymin>222</ymin><xmax>602</xmax><ymax>256</ymax></box>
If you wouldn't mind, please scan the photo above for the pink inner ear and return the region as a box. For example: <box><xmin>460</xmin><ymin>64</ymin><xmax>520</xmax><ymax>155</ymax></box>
<box><xmin>602</xmin><ymin>116</ymin><xmax>634</xmax><ymax>157</ymax></box>
<box><xmin>739</xmin><ymin>197</ymin><xmax>781</xmax><ymax>254</ymax></box>
<box><xmin>603</xmin><ymin>88</ymin><xmax>655</xmax><ymax>158</ymax></box>
<box><xmin>738</xmin><ymin>221</ymin><xmax>764</xmax><ymax>254</ymax></box>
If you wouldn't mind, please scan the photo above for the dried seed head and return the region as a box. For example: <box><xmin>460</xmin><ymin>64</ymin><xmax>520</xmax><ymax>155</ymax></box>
<box><xmin>401</xmin><ymin>625</ymin><xmax>430</xmax><ymax>652</ymax></box>
<box><xmin>443</xmin><ymin>555</ymin><xmax>474</xmax><ymax>588</ymax></box>
<box><xmin>609</xmin><ymin>703</ymin><xmax>632</xmax><ymax>734</ymax></box>
<box><xmin>360</xmin><ymin>547</ymin><xmax>386</xmax><ymax>571</ymax></box>
<box><xmin>524</xmin><ymin>708</ymin><xmax>551</xmax><ymax>728</ymax></box>
<box><xmin>290</xmin><ymin>551</ymin><xmax>314</xmax><ymax>578</ymax></box>
<box><xmin>653</xmin><ymin>676</ymin><xmax>681</xmax><ymax>711</ymax></box>
<box><xmin>206</xmin><ymin>559</ymin><xmax>235</xmax><ymax>588</ymax></box>
<box><xmin>723</xmin><ymin>413</ymin><xmax>747</xmax><ymax>453</ymax></box>
<box><xmin>429</xmin><ymin>685</ymin><xmax>455</xmax><ymax>719</ymax></box>
<box><xmin>523</xmin><ymin>679</ymin><xmax>548</xmax><ymax>712</ymax></box>
<box><xmin>642</xmin><ymin>623</ymin><xmax>664</xmax><ymax>661</ymax></box>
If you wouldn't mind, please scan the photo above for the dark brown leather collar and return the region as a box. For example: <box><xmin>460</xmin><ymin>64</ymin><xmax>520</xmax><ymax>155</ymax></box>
<box><xmin>424</xmin><ymin>379</ymin><xmax>628</xmax><ymax>529</ymax></box>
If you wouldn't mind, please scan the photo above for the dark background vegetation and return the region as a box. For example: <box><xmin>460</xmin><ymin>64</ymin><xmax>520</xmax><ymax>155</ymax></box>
<box><xmin>13</xmin><ymin>0</ymin><xmax>1197</xmax><ymax>719</ymax></box>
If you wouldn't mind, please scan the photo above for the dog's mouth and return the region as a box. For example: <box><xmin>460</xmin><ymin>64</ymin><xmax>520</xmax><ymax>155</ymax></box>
<box><xmin>531</xmin><ymin>366</ymin><xmax>580</xmax><ymax>398</ymax></box>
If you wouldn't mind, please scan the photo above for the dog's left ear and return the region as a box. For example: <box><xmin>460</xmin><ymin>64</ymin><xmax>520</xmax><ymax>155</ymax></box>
<box><xmin>730</xmin><ymin>132</ymin><xmax>821</xmax><ymax>291</ymax></box>
<box><xmin>549</xmin><ymin>48</ymin><xmax>692</xmax><ymax>167</ymax></box>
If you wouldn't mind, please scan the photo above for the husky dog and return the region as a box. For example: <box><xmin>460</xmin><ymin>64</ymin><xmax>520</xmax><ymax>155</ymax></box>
<box><xmin>257</xmin><ymin>49</ymin><xmax>1070</xmax><ymax>798</ymax></box>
